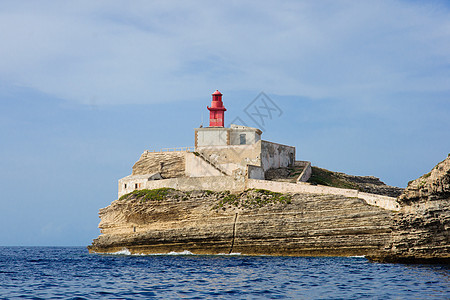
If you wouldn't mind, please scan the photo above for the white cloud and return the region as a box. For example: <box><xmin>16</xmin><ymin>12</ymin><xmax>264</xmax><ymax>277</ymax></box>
<box><xmin>0</xmin><ymin>0</ymin><xmax>449</xmax><ymax>104</ymax></box>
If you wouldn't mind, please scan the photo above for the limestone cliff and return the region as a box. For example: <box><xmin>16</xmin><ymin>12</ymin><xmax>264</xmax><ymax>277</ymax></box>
<box><xmin>132</xmin><ymin>152</ymin><xmax>185</xmax><ymax>178</ymax></box>
<box><xmin>88</xmin><ymin>189</ymin><xmax>394</xmax><ymax>256</ymax></box>
<box><xmin>368</xmin><ymin>156</ymin><xmax>450</xmax><ymax>263</ymax></box>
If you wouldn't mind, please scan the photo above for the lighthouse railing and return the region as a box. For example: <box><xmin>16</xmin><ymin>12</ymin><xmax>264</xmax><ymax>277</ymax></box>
<box><xmin>143</xmin><ymin>147</ymin><xmax>195</xmax><ymax>153</ymax></box>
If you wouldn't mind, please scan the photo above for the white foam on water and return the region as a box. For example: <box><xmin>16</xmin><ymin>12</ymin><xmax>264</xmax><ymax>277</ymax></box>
<box><xmin>349</xmin><ymin>255</ymin><xmax>366</xmax><ymax>258</ymax></box>
<box><xmin>105</xmin><ymin>248</ymin><xmax>132</xmax><ymax>255</ymax></box>
<box><xmin>98</xmin><ymin>249</ymin><xmax>242</xmax><ymax>256</ymax></box>
<box><xmin>167</xmin><ymin>250</ymin><xmax>195</xmax><ymax>255</ymax></box>
<box><xmin>143</xmin><ymin>250</ymin><xmax>196</xmax><ymax>256</ymax></box>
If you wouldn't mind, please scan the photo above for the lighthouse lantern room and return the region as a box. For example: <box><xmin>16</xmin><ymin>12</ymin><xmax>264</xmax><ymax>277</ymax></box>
<box><xmin>207</xmin><ymin>90</ymin><xmax>226</xmax><ymax>127</ymax></box>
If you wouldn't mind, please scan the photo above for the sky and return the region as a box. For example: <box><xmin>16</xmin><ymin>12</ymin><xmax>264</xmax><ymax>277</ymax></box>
<box><xmin>0</xmin><ymin>0</ymin><xmax>449</xmax><ymax>246</ymax></box>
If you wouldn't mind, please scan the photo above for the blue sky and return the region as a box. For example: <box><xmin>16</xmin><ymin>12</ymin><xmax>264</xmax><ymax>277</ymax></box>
<box><xmin>1</xmin><ymin>1</ymin><xmax>449</xmax><ymax>246</ymax></box>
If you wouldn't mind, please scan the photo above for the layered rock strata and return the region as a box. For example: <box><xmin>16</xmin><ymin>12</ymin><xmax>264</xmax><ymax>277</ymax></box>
<box><xmin>132</xmin><ymin>152</ymin><xmax>185</xmax><ymax>178</ymax></box>
<box><xmin>89</xmin><ymin>189</ymin><xmax>394</xmax><ymax>256</ymax></box>
<box><xmin>368</xmin><ymin>156</ymin><xmax>450</xmax><ymax>263</ymax></box>
<box><xmin>334</xmin><ymin>173</ymin><xmax>404</xmax><ymax>197</ymax></box>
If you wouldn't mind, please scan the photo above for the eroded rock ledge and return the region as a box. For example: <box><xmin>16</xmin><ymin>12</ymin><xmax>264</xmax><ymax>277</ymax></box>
<box><xmin>367</xmin><ymin>156</ymin><xmax>450</xmax><ymax>264</ymax></box>
<box><xmin>88</xmin><ymin>189</ymin><xmax>394</xmax><ymax>256</ymax></box>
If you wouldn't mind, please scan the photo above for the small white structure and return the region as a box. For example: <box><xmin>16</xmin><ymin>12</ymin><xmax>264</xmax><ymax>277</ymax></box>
<box><xmin>195</xmin><ymin>124</ymin><xmax>262</xmax><ymax>147</ymax></box>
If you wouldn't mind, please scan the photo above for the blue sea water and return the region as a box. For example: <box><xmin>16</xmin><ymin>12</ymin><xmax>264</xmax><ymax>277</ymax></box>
<box><xmin>0</xmin><ymin>247</ymin><xmax>448</xmax><ymax>299</ymax></box>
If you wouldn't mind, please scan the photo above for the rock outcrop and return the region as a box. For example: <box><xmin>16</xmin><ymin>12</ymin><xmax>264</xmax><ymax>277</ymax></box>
<box><xmin>132</xmin><ymin>152</ymin><xmax>185</xmax><ymax>178</ymax></box>
<box><xmin>368</xmin><ymin>156</ymin><xmax>450</xmax><ymax>263</ymax></box>
<box><xmin>307</xmin><ymin>167</ymin><xmax>404</xmax><ymax>197</ymax></box>
<box><xmin>88</xmin><ymin>189</ymin><xmax>394</xmax><ymax>256</ymax></box>
<box><xmin>334</xmin><ymin>173</ymin><xmax>404</xmax><ymax>198</ymax></box>
<box><xmin>265</xmin><ymin>166</ymin><xmax>404</xmax><ymax>197</ymax></box>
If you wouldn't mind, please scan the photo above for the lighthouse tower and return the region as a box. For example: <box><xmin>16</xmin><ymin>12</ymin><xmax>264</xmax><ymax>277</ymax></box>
<box><xmin>207</xmin><ymin>90</ymin><xmax>226</xmax><ymax>127</ymax></box>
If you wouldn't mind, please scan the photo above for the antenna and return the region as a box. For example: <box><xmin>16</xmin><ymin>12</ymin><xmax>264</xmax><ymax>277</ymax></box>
<box><xmin>201</xmin><ymin>112</ymin><xmax>204</xmax><ymax>127</ymax></box>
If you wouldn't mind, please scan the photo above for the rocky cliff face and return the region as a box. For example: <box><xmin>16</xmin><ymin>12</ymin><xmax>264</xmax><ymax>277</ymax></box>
<box><xmin>132</xmin><ymin>152</ymin><xmax>185</xmax><ymax>178</ymax></box>
<box><xmin>368</xmin><ymin>156</ymin><xmax>450</xmax><ymax>263</ymax></box>
<box><xmin>88</xmin><ymin>189</ymin><xmax>394</xmax><ymax>256</ymax></box>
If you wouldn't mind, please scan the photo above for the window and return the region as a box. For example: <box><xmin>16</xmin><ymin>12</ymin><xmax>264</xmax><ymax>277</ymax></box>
<box><xmin>124</xmin><ymin>184</ymin><xmax>127</xmax><ymax>189</ymax></box>
<box><xmin>135</xmin><ymin>183</ymin><xmax>138</xmax><ymax>189</ymax></box>
<box><xmin>240</xmin><ymin>134</ymin><xmax>246</xmax><ymax>145</ymax></box>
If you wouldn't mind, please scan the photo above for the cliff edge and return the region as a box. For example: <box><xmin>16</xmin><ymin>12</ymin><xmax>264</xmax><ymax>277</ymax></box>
<box><xmin>88</xmin><ymin>189</ymin><xmax>393</xmax><ymax>256</ymax></box>
<box><xmin>368</xmin><ymin>155</ymin><xmax>450</xmax><ymax>263</ymax></box>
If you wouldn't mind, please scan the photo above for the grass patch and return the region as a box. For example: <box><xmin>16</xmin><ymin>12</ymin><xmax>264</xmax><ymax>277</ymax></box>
<box><xmin>119</xmin><ymin>188</ymin><xmax>175</xmax><ymax>201</ymax></box>
<box><xmin>253</xmin><ymin>189</ymin><xmax>291</xmax><ymax>203</ymax></box>
<box><xmin>307</xmin><ymin>167</ymin><xmax>359</xmax><ymax>190</ymax></box>
<box><xmin>213</xmin><ymin>189</ymin><xmax>291</xmax><ymax>210</ymax></box>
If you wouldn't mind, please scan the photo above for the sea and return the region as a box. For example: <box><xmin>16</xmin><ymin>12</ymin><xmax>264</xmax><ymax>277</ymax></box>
<box><xmin>0</xmin><ymin>247</ymin><xmax>448</xmax><ymax>299</ymax></box>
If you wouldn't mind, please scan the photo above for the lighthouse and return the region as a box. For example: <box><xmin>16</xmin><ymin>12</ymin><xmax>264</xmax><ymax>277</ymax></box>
<box><xmin>207</xmin><ymin>90</ymin><xmax>226</xmax><ymax>127</ymax></box>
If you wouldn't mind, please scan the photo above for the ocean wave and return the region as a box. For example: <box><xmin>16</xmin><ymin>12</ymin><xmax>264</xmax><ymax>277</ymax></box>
<box><xmin>106</xmin><ymin>248</ymin><xmax>132</xmax><ymax>255</ymax></box>
<box><xmin>166</xmin><ymin>250</ymin><xmax>194</xmax><ymax>255</ymax></box>
<box><xmin>100</xmin><ymin>249</ymin><xmax>242</xmax><ymax>256</ymax></box>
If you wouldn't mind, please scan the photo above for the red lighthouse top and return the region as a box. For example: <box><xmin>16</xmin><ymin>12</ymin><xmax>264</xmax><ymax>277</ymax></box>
<box><xmin>207</xmin><ymin>90</ymin><xmax>226</xmax><ymax>127</ymax></box>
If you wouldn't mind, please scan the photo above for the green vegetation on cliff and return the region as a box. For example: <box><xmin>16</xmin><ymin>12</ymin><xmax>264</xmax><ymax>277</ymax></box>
<box><xmin>307</xmin><ymin>167</ymin><xmax>360</xmax><ymax>190</ymax></box>
<box><xmin>119</xmin><ymin>188</ymin><xmax>292</xmax><ymax>210</ymax></box>
<box><xmin>214</xmin><ymin>189</ymin><xmax>291</xmax><ymax>210</ymax></box>
<box><xmin>119</xmin><ymin>188</ymin><xmax>175</xmax><ymax>201</ymax></box>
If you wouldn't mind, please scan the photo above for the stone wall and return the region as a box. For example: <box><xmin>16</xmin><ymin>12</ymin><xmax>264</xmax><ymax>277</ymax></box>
<box><xmin>261</xmin><ymin>141</ymin><xmax>295</xmax><ymax>172</ymax></box>
<box><xmin>140</xmin><ymin>176</ymin><xmax>245</xmax><ymax>193</ymax></box>
<box><xmin>296</xmin><ymin>161</ymin><xmax>312</xmax><ymax>182</ymax></box>
<box><xmin>185</xmin><ymin>153</ymin><xmax>224</xmax><ymax>177</ymax></box>
<box><xmin>119</xmin><ymin>173</ymin><xmax>162</xmax><ymax>197</ymax></box>
<box><xmin>246</xmin><ymin>179</ymin><xmax>400</xmax><ymax>211</ymax></box>
<box><xmin>118</xmin><ymin>174</ymin><xmax>400</xmax><ymax>211</ymax></box>
<box><xmin>196</xmin><ymin>143</ymin><xmax>261</xmax><ymax>175</ymax></box>
<box><xmin>247</xmin><ymin>165</ymin><xmax>265</xmax><ymax>180</ymax></box>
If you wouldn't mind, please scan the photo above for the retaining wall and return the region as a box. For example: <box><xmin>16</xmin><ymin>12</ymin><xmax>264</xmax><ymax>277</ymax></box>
<box><xmin>118</xmin><ymin>175</ymin><xmax>400</xmax><ymax>211</ymax></box>
<box><xmin>140</xmin><ymin>176</ymin><xmax>245</xmax><ymax>194</ymax></box>
<box><xmin>296</xmin><ymin>161</ymin><xmax>312</xmax><ymax>182</ymax></box>
<box><xmin>247</xmin><ymin>165</ymin><xmax>265</xmax><ymax>180</ymax></box>
<box><xmin>246</xmin><ymin>179</ymin><xmax>400</xmax><ymax>211</ymax></box>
